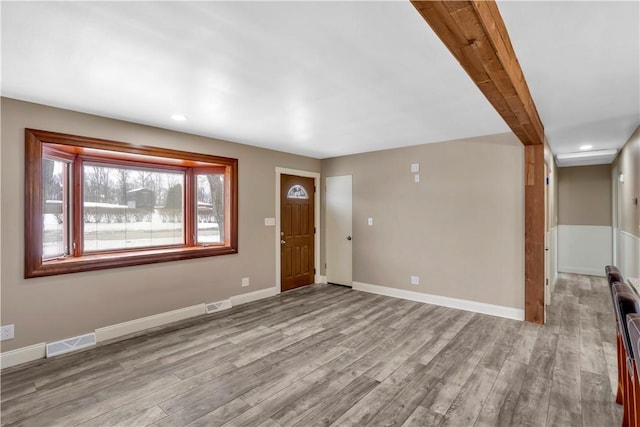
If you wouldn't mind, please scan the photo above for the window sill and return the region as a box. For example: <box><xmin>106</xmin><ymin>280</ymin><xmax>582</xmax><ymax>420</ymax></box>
<box><xmin>26</xmin><ymin>245</ymin><xmax>237</xmax><ymax>278</ymax></box>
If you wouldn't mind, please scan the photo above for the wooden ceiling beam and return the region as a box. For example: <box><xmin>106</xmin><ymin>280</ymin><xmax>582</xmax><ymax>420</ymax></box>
<box><xmin>412</xmin><ymin>1</ymin><xmax>547</xmax><ymax>324</ymax></box>
<box><xmin>411</xmin><ymin>0</ymin><xmax>545</xmax><ymax>146</ymax></box>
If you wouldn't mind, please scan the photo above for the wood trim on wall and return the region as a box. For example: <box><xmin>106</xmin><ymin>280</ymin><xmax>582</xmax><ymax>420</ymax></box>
<box><xmin>525</xmin><ymin>144</ymin><xmax>545</xmax><ymax>323</ymax></box>
<box><xmin>410</xmin><ymin>1</ymin><xmax>544</xmax><ymax>146</ymax></box>
<box><xmin>24</xmin><ymin>128</ymin><xmax>239</xmax><ymax>278</ymax></box>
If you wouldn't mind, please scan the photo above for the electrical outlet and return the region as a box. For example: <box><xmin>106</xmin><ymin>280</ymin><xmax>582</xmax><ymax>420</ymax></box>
<box><xmin>1</xmin><ymin>324</ymin><xmax>15</xmax><ymax>341</ymax></box>
<box><xmin>367</xmin><ymin>217</ymin><xmax>373</xmax><ymax>226</ymax></box>
<box><xmin>241</xmin><ymin>277</ymin><xmax>250</xmax><ymax>287</ymax></box>
<box><xmin>414</xmin><ymin>174</ymin><xmax>420</xmax><ymax>183</ymax></box>
<box><xmin>410</xmin><ymin>276</ymin><xmax>420</xmax><ymax>285</ymax></box>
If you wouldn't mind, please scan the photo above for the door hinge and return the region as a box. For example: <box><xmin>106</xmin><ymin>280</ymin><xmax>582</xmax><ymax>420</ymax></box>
<box><xmin>314</xmin><ymin>227</ymin><xmax>316</xmax><ymax>234</ymax></box>
<box><xmin>314</xmin><ymin>268</ymin><xmax>316</xmax><ymax>274</ymax></box>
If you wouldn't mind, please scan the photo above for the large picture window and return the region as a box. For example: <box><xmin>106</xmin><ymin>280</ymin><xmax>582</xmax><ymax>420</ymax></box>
<box><xmin>26</xmin><ymin>129</ymin><xmax>238</xmax><ymax>278</ymax></box>
<box><xmin>81</xmin><ymin>164</ymin><xmax>185</xmax><ymax>252</ymax></box>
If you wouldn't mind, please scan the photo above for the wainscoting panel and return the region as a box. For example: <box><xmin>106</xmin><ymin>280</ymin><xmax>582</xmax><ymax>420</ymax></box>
<box><xmin>618</xmin><ymin>230</ymin><xmax>640</xmax><ymax>285</ymax></box>
<box><xmin>558</xmin><ymin>225</ymin><xmax>612</xmax><ymax>276</ymax></box>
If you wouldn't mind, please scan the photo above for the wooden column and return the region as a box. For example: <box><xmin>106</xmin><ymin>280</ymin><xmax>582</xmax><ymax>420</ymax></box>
<box><xmin>525</xmin><ymin>144</ymin><xmax>545</xmax><ymax>324</ymax></box>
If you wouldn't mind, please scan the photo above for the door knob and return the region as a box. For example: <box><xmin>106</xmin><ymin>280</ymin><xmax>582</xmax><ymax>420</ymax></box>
<box><xmin>281</xmin><ymin>240</ymin><xmax>286</xmax><ymax>245</ymax></box>
<box><xmin>347</xmin><ymin>236</ymin><xmax>352</xmax><ymax>241</ymax></box>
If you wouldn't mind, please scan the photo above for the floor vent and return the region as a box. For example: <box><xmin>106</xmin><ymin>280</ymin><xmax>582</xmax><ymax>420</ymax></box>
<box><xmin>206</xmin><ymin>299</ymin><xmax>232</xmax><ymax>314</ymax></box>
<box><xmin>46</xmin><ymin>333</ymin><xmax>96</xmax><ymax>358</ymax></box>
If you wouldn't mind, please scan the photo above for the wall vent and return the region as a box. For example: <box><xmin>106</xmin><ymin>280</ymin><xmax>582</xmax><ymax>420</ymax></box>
<box><xmin>206</xmin><ymin>299</ymin><xmax>232</xmax><ymax>314</ymax></box>
<box><xmin>46</xmin><ymin>333</ymin><xmax>96</xmax><ymax>358</ymax></box>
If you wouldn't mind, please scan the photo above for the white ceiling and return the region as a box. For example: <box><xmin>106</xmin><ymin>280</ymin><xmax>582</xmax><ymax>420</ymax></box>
<box><xmin>498</xmin><ymin>1</ymin><xmax>639</xmax><ymax>165</ymax></box>
<box><xmin>2</xmin><ymin>2</ymin><xmax>638</xmax><ymax>163</ymax></box>
<box><xmin>1</xmin><ymin>1</ymin><xmax>509</xmax><ymax>159</ymax></box>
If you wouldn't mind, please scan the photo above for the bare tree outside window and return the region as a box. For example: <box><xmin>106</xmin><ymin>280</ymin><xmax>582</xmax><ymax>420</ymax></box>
<box><xmin>42</xmin><ymin>158</ymin><xmax>67</xmax><ymax>258</ymax></box>
<box><xmin>115</xmin><ymin>168</ymin><xmax>130</xmax><ymax>206</ymax></box>
<box><xmin>196</xmin><ymin>174</ymin><xmax>224</xmax><ymax>243</ymax></box>
<box><xmin>83</xmin><ymin>164</ymin><xmax>184</xmax><ymax>251</ymax></box>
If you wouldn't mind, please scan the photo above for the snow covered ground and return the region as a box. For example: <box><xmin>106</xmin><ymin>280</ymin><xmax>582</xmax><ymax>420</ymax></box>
<box><xmin>43</xmin><ymin>214</ymin><xmax>220</xmax><ymax>256</ymax></box>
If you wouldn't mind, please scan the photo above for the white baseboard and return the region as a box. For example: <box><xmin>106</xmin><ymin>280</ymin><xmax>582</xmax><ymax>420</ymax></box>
<box><xmin>0</xmin><ymin>342</ymin><xmax>46</xmax><ymax>369</ymax></box>
<box><xmin>229</xmin><ymin>286</ymin><xmax>279</xmax><ymax>306</ymax></box>
<box><xmin>557</xmin><ymin>266</ymin><xmax>606</xmax><ymax>276</ymax></box>
<box><xmin>2</xmin><ymin>285</ymin><xmax>281</xmax><ymax>370</ymax></box>
<box><xmin>95</xmin><ymin>304</ymin><xmax>206</xmax><ymax>342</ymax></box>
<box><xmin>352</xmin><ymin>281</ymin><xmax>524</xmax><ymax>321</ymax></box>
<box><xmin>317</xmin><ymin>275</ymin><xmax>327</xmax><ymax>284</ymax></box>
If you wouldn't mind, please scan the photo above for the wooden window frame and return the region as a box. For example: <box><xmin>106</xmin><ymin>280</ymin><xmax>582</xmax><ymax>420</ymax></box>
<box><xmin>25</xmin><ymin>129</ymin><xmax>238</xmax><ymax>278</ymax></box>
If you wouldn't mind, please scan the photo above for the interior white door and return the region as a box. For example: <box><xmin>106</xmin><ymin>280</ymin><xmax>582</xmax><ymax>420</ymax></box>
<box><xmin>326</xmin><ymin>175</ymin><xmax>352</xmax><ymax>286</ymax></box>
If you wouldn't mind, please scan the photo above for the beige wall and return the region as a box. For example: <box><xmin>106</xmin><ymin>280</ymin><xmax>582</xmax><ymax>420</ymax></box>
<box><xmin>613</xmin><ymin>127</ymin><xmax>640</xmax><ymax>238</ymax></box>
<box><xmin>0</xmin><ymin>98</ymin><xmax>321</xmax><ymax>351</ymax></box>
<box><xmin>321</xmin><ymin>133</ymin><xmax>525</xmax><ymax>310</ymax></box>
<box><xmin>558</xmin><ymin>165</ymin><xmax>612</xmax><ymax>226</ymax></box>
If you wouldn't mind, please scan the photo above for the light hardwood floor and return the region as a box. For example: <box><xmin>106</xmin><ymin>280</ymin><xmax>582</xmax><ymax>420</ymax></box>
<box><xmin>0</xmin><ymin>273</ymin><xmax>622</xmax><ymax>426</ymax></box>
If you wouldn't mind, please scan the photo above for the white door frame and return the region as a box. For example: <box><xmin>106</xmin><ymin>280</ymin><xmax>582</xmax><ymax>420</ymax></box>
<box><xmin>544</xmin><ymin>163</ymin><xmax>550</xmax><ymax>310</ymax></box>
<box><xmin>275</xmin><ymin>167</ymin><xmax>321</xmax><ymax>293</ymax></box>
<box><xmin>612</xmin><ymin>164</ymin><xmax>619</xmax><ymax>266</ymax></box>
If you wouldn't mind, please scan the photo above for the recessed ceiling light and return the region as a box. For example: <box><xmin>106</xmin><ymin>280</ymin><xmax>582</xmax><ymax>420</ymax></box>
<box><xmin>556</xmin><ymin>149</ymin><xmax>617</xmax><ymax>160</ymax></box>
<box><xmin>579</xmin><ymin>144</ymin><xmax>593</xmax><ymax>150</ymax></box>
<box><xmin>171</xmin><ymin>114</ymin><xmax>187</xmax><ymax>121</ymax></box>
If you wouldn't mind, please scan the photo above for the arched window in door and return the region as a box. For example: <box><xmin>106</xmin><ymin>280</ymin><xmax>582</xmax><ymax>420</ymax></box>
<box><xmin>287</xmin><ymin>184</ymin><xmax>309</xmax><ymax>199</ymax></box>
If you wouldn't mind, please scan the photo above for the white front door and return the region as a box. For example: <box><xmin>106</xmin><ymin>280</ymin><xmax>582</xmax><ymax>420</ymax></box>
<box><xmin>326</xmin><ymin>175</ymin><xmax>352</xmax><ymax>286</ymax></box>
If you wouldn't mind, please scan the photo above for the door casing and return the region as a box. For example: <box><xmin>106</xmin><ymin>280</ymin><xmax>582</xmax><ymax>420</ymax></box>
<box><xmin>612</xmin><ymin>164</ymin><xmax>619</xmax><ymax>266</ymax></box>
<box><xmin>544</xmin><ymin>162</ymin><xmax>550</xmax><ymax>309</ymax></box>
<box><xmin>280</xmin><ymin>174</ymin><xmax>315</xmax><ymax>291</ymax></box>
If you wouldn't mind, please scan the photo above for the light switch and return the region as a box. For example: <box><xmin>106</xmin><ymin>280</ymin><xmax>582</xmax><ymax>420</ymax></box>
<box><xmin>414</xmin><ymin>174</ymin><xmax>420</xmax><ymax>183</ymax></box>
<box><xmin>264</xmin><ymin>218</ymin><xmax>275</xmax><ymax>226</ymax></box>
<box><xmin>367</xmin><ymin>217</ymin><xmax>373</xmax><ymax>226</ymax></box>
<box><xmin>411</xmin><ymin>163</ymin><xmax>420</xmax><ymax>173</ymax></box>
